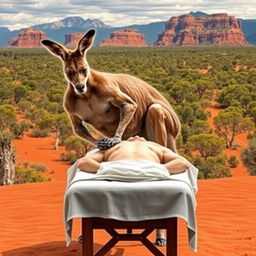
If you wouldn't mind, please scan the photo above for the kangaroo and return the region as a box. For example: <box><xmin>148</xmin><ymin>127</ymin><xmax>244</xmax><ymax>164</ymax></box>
<box><xmin>41</xmin><ymin>29</ymin><xmax>181</xmax><ymax>245</ymax></box>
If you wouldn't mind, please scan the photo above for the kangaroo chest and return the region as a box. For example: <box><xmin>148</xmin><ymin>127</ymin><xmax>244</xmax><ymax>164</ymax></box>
<box><xmin>74</xmin><ymin>94</ymin><xmax>120</xmax><ymax>127</ymax></box>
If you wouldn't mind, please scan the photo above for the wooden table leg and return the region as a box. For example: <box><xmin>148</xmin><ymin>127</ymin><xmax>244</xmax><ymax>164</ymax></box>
<box><xmin>81</xmin><ymin>217</ymin><xmax>178</xmax><ymax>256</ymax></box>
<box><xmin>166</xmin><ymin>218</ymin><xmax>178</xmax><ymax>256</ymax></box>
<box><xmin>127</xmin><ymin>228</ymin><xmax>133</xmax><ymax>234</ymax></box>
<box><xmin>82</xmin><ymin>218</ymin><xmax>93</xmax><ymax>256</ymax></box>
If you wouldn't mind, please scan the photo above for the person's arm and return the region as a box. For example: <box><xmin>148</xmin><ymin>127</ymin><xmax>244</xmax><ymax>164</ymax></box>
<box><xmin>162</xmin><ymin>149</ymin><xmax>190</xmax><ymax>174</ymax></box>
<box><xmin>77</xmin><ymin>151</ymin><xmax>105</xmax><ymax>173</ymax></box>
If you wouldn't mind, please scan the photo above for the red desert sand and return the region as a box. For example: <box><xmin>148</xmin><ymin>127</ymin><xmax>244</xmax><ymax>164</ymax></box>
<box><xmin>1</xmin><ymin>113</ymin><xmax>256</xmax><ymax>255</ymax></box>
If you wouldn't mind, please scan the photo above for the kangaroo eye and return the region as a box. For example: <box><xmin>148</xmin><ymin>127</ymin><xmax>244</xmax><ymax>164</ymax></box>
<box><xmin>66</xmin><ymin>70</ymin><xmax>74</xmax><ymax>77</ymax></box>
<box><xmin>81</xmin><ymin>68</ymin><xmax>87</xmax><ymax>74</ymax></box>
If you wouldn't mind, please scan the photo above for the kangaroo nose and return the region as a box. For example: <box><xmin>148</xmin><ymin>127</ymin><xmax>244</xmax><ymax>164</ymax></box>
<box><xmin>76</xmin><ymin>84</ymin><xmax>85</xmax><ymax>92</ymax></box>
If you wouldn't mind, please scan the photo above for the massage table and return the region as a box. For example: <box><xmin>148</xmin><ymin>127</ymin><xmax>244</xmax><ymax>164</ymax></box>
<box><xmin>64</xmin><ymin>150</ymin><xmax>198</xmax><ymax>256</ymax></box>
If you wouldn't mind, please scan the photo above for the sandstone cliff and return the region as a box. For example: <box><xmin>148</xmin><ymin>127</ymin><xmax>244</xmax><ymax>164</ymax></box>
<box><xmin>8</xmin><ymin>28</ymin><xmax>46</xmax><ymax>48</ymax></box>
<box><xmin>154</xmin><ymin>13</ymin><xmax>249</xmax><ymax>46</ymax></box>
<box><xmin>99</xmin><ymin>29</ymin><xmax>147</xmax><ymax>47</ymax></box>
<box><xmin>64</xmin><ymin>33</ymin><xmax>83</xmax><ymax>48</ymax></box>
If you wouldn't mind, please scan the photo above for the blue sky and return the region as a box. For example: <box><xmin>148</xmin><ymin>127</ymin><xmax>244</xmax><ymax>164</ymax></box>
<box><xmin>0</xmin><ymin>0</ymin><xmax>255</xmax><ymax>30</ymax></box>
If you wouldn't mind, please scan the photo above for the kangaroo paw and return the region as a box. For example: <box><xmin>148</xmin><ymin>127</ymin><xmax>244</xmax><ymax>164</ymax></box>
<box><xmin>96</xmin><ymin>136</ymin><xmax>121</xmax><ymax>150</ymax></box>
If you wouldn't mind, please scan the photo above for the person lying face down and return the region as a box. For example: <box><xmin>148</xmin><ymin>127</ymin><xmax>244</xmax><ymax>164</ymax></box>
<box><xmin>77</xmin><ymin>136</ymin><xmax>189</xmax><ymax>175</ymax></box>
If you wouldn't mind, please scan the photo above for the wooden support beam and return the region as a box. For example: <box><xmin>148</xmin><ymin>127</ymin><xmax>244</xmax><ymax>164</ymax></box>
<box><xmin>81</xmin><ymin>217</ymin><xmax>178</xmax><ymax>256</ymax></box>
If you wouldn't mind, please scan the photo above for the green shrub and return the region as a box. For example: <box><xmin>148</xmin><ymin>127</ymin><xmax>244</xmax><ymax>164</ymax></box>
<box><xmin>15</xmin><ymin>166</ymin><xmax>51</xmax><ymax>184</ymax></box>
<box><xmin>17</xmin><ymin>100</ymin><xmax>32</xmax><ymax>113</ymax></box>
<box><xmin>28</xmin><ymin>163</ymin><xmax>47</xmax><ymax>172</ymax></box>
<box><xmin>227</xmin><ymin>155</ymin><xmax>239</xmax><ymax>168</ymax></box>
<box><xmin>241</xmin><ymin>138</ymin><xmax>256</xmax><ymax>175</ymax></box>
<box><xmin>193</xmin><ymin>155</ymin><xmax>232</xmax><ymax>179</ymax></box>
<box><xmin>63</xmin><ymin>135</ymin><xmax>92</xmax><ymax>157</ymax></box>
<box><xmin>60</xmin><ymin>152</ymin><xmax>78</xmax><ymax>164</ymax></box>
<box><xmin>185</xmin><ymin>134</ymin><xmax>225</xmax><ymax>158</ymax></box>
<box><xmin>11</xmin><ymin>121</ymin><xmax>31</xmax><ymax>138</ymax></box>
<box><xmin>30</xmin><ymin>127</ymin><xmax>50</xmax><ymax>137</ymax></box>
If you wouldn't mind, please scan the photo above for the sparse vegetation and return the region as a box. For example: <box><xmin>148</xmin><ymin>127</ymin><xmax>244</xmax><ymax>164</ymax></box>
<box><xmin>60</xmin><ymin>135</ymin><xmax>94</xmax><ymax>164</ymax></box>
<box><xmin>14</xmin><ymin>162</ymin><xmax>50</xmax><ymax>184</ymax></box>
<box><xmin>242</xmin><ymin>138</ymin><xmax>256</xmax><ymax>175</ymax></box>
<box><xmin>1</xmin><ymin>47</ymin><xmax>256</xmax><ymax>179</ymax></box>
<box><xmin>214</xmin><ymin>107</ymin><xmax>254</xmax><ymax>148</ymax></box>
<box><xmin>227</xmin><ymin>155</ymin><xmax>239</xmax><ymax>168</ymax></box>
<box><xmin>192</xmin><ymin>155</ymin><xmax>232</xmax><ymax>179</ymax></box>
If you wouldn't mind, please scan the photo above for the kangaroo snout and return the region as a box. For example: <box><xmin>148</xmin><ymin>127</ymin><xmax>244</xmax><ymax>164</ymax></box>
<box><xmin>75</xmin><ymin>83</ymin><xmax>85</xmax><ymax>93</ymax></box>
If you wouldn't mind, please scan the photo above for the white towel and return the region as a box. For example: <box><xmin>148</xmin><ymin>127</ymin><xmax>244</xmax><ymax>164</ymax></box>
<box><xmin>96</xmin><ymin>160</ymin><xmax>174</xmax><ymax>180</ymax></box>
<box><xmin>68</xmin><ymin>153</ymin><xmax>198</xmax><ymax>194</ymax></box>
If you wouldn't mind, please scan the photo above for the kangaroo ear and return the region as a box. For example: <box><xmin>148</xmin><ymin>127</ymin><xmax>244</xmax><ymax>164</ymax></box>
<box><xmin>41</xmin><ymin>39</ymin><xmax>68</xmax><ymax>61</ymax></box>
<box><xmin>77</xmin><ymin>29</ymin><xmax>96</xmax><ymax>55</ymax></box>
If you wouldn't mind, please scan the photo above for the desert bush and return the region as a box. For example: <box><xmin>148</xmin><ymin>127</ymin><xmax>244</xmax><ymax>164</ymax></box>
<box><xmin>30</xmin><ymin>127</ymin><xmax>50</xmax><ymax>137</ymax></box>
<box><xmin>186</xmin><ymin>134</ymin><xmax>225</xmax><ymax>159</ymax></box>
<box><xmin>25</xmin><ymin>108</ymin><xmax>48</xmax><ymax>123</ymax></box>
<box><xmin>241</xmin><ymin>138</ymin><xmax>256</xmax><ymax>175</ymax></box>
<box><xmin>28</xmin><ymin>163</ymin><xmax>47</xmax><ymax>172</ymax></box>
<box><xmin>60</xmin><ymin>152</ymin><xmax>78</xmax><ymax>164</ymax></box>
<box><xmin>15</xmin><ymin>166</ymin><xmax>51</xmax><ymax>184</ymax></box>
<box><xmin>0</xmin><ymin>104</ymin><xmax>16</xmax><ymax>130</ymax></box>
<box><xmin>63</xmin><ymin>135</ymin><xmax>93</xmax><ymax>158</ymax></box>
<box><xmin>193</xmin><ymin>155</ymin><xmax>232</xmax><ymax>179</ymax></box>
<box><xmin>190</xmin><ymin>120</ymin><xmax>212</xmax><ymax>135</ymax></box>
<box><xmin>13</xmin><ymin>85</ymin><xmax>29</xmax><ymax>103</ymax></box>
<box><xmin>11</xmin><ymin>121</ymin><xmax>31</xmax><ymax>138</ymax></box>
<box><xmin>214</xmin><ymin>107</ymin><xmax>254</xmax><ymax>148</ymax></box>
<box><xmin>17</xmin><ymin>100</ymin><xmax>33</xmax><ymax>113</ymax></box>
<box><xmin>227</xmin><ymin>155</ymin><xmax>239</xmax><ymax>168</ymax></box>
<box><xmin>180</xmin><ymin>124</ymin><xmax>191</xmax><ymax>145</ymax></box>
<box><xmin>46</xmin><ymin>102</ymin><xmax>64</xmax><ymax>114</ymax></box>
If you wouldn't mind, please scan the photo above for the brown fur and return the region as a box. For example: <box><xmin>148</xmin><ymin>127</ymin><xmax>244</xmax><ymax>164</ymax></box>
<box><xmin>41</xmin><ymin>30</ymin><xmax>180</xmax><ymax>152</ymax></box>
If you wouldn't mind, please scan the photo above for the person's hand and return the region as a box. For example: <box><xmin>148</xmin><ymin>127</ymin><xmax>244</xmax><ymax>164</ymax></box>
<box><xmin>96</xmin><ymin>136</ymin><xmax>121</xmax><ymax>150</ymax></box>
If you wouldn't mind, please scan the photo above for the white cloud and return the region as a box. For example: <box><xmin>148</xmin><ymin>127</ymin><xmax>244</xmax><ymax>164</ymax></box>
<box><xmin>0</xmin><ymin>0</ymin><xmax>256</xmax><ymax>30</ymax></box>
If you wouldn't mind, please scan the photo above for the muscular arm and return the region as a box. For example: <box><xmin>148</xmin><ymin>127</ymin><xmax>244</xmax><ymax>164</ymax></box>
<box><xmin>95</xmin><ymin>85</ymin><xmax>138</xmax><ymax>150</ymax></box>
<box><xmin>162</xmin><ymin>149</ymin><xmax>190</xmax><ymax>174</ymax></box>
<box><xmin>147</xmin><ymin>141</ymin><xmax>190</xmax><ymax>174</ymax></box>
<box><xmin>110</xmin><ymin>90</ymin><xmax>137</xmax><ymax>138</ymax></box>
<box><xmin>77</xmin><ymin>151</ymin><xmax>105</xmax><ymax>173</ymax></box>
<box><xmin>69</xmin><ymin>114</ymin><xmax>98</xmax><ymax>146</ymax></box>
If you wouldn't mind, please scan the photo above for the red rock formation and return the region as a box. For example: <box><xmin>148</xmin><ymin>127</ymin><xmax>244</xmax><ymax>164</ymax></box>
<box><xmin>99</xmin><ymin>29</ymin><xmax>147</xmax><ymax>47</ymax></box>
<box><xmin>64</xmin><ymin>33</ymin><xmax>83</xmax><ymax>48</ymax></box>
<box><xmin>154</xmin><ymin>13</ymin><xmax>249</xmax><ymax>46</ymax></box>
<box><xmin>8</xmin><ymin>28</ymin><xmax>46</xmax><ymax>48</ymax></box>
<box><xmin>8</xmin><ymin>37</ymin><xmax>18</xmax><ymax>47</ymax></box>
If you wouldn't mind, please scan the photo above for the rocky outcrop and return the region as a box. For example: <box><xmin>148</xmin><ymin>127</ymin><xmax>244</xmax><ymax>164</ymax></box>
<box><xmin>8</xmin><ymin>37</ymin><xmax>18</xmax><ymax>47</ymax></box>
<box><xmin>64</xmin><ymin>33</ymin><xmax>83</xmax><ymax>48</ymax></box>
<box><xmin>99</xmin><ymin>29</ymin><xmax>147</xmax><ymax>47</ymax></box>
<box><xmin>8</xmin><ymin>28</ymin><xmax>46</xmax><ymax>48</ymax></box>
<box><xmin>154</xmin><ymin>13</ymin><xmax>249</xmax><ymax>46</ymax></box>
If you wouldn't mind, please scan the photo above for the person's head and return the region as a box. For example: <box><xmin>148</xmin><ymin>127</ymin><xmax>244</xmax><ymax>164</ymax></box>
<box><xmin>127</xmin><ymin>136</ymin><xmax>146</xmax><ymax>142</ymax></box>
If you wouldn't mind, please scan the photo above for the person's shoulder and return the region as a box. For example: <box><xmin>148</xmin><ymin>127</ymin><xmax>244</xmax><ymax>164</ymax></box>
<box><xmin>145</xmin><ymin>140</ymin><xmax>159</xmax><ymax>147</ymax></box>
<box><xmin>146</xmin><ymin>141</ymin><xmax>167</xmax><ymax>151</ymax></box>
<box><xmin>146</xmin><ymin>141</ymin><xmax>176</xmax><ymax>154</ymax></box>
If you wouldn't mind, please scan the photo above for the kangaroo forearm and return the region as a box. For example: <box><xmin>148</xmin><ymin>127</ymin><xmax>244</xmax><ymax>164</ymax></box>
<box><xmin>115</xmin><ymin>103</ymin><xmax>137</xmax><ymax>137</ymax></box>
<box><xmin>77</xmin><ymin>158</ymin><xmax>100</xmax><ymax>173</ymax></box>
<box><xmin>164</xmin><ymin>159</ymin><xmax>189</xmax><ymax>174</ymax></box>
<box><xmin>75</xmin><ymin>131</ymin><xmax>96</xmax><ymax>145</ymax></box>
<box><xmin>74</xmin><ymin>124</ymin><xmax>97</xmax><ymax>144</ymax></box>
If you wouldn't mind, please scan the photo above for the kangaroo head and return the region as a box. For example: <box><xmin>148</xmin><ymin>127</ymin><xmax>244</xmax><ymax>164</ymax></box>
<box><xmin>41</xmin><ymin>29</ymin><xmax>96</xmax><ymax>94</ymax></box>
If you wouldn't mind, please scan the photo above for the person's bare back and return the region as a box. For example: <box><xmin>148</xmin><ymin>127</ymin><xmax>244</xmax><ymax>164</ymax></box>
<box><xmin>77</xmin><ymin>136</ymin><xmax>189</xmax><ymax>175</ymax></box>
<box><xmin>104</xmin><ymin>136</ymin><xmax>162</xmax><ymax>163</ymax></box>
